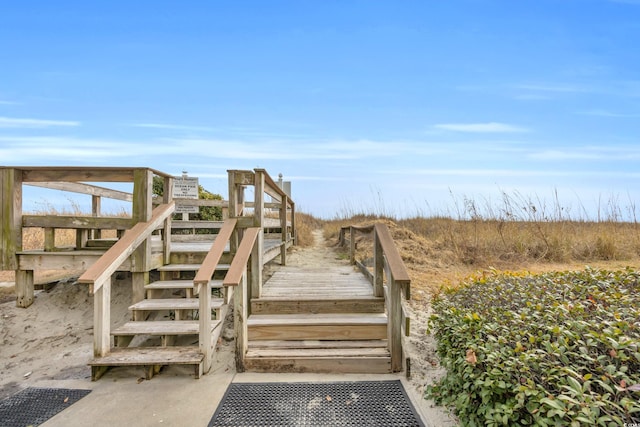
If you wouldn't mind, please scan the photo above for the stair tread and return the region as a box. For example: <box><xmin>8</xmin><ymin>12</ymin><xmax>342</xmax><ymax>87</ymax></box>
<box><xmin>128</xmin><ymin>298</ymin><xmax>224</xmax><ymax>311</ymax></box>
<box><xmin>157</xmin><ymin>263</ymin><xmax>230</xmax><ymax>271</ymax></box>
<box><xmin>144</xmin><ymin>280</ymin><xmax>223</xmax><ymax>289</ymax></box>
<box><xmin>89</xmin><ymin>346</ymin><xmax>203</xmax><ymax>366</ymax></box>
<box><xmin>247</xmin><ymin>347</ymin><xmax>390</xmax><ymax>358</ymax></box>
<box><xmin>249</xmin><ymin>340</ymin><xmax>388</xmax><ymax>349</ymax></box>
<box><xmin>248</xmin><ymin>313</ymin><xmax>387</xmax><ymax>326</ymax></box>
<box><xmin>112</xmin><ymin>320</ymin><xmax>220</xmax><ymax>336</ymax></box>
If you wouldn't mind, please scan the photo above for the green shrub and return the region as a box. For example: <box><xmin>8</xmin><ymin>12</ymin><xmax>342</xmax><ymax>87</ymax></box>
<box><xmin>426</xmin><ymin>268</ymin><xmax>640</xmax><ymax>426</ymax></box>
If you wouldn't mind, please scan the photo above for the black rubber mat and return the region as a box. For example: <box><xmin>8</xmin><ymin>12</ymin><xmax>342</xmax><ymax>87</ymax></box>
<box><xmin>209</xmin><ymin>380</ymin><xmax>424</xmax><ymax>427</ymax></box>
<box><xmin>0</xmin><ymin>387</ymin><xmax>91</xmax><ymax>427</ymax></box>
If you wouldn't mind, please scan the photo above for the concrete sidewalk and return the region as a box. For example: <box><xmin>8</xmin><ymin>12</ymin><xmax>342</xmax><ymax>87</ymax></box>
<box><xmin>35</xmin><ymin>366</ymin><xmax>455</xmax><ymax>427</ymax></box>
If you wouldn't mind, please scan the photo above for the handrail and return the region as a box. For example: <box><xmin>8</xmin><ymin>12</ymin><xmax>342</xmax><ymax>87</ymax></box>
<box><xmin>223</xmin><ymin>227</ymin><xmax>261</xmax><ymax>287</ymax></box>
<box><xmin>78</xmin><ymin>202</ymin><xmax>175</xmax><ymax>293</ymax></box>
<box><xmin>339</xmin><ymin>222</ymin><xmax>411</xmax><ymax>373</ymax></box>
<box><xmin>373</xmin><ymin>223</ymin><xmax>411</xmax><ymax>287</ymax></box>
<box><xmin>193</xmin><ymin>218</ymin><xmax>238</xmax><ymax>289</ymax></box>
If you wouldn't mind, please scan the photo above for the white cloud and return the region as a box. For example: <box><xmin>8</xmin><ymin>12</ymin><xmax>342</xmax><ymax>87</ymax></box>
<box><xmin>434</xmin><ymin>122</ymin><xmax>528</xmax><ymax>133</ymax></box>
<box><xmin>0</xmin><ymin>116</ymin><xmax>80</xmax><ymax>128</ymax></box>
<box><xmin>130</xmin><ymin>123</ymin><xmax>215</xmax><ymax>132</ymax></box>
<box><xmin>514</xmin><ymin>83</ymin><xmax>590</xmax><ymax>93</ymax></box>
<box><xmin>0</xmin><ymin>100</ymin><xmax>20</xmax><ymax>105</ymax></box>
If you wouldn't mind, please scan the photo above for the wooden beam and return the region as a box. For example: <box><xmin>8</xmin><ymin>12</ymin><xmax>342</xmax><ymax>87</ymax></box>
<box><xmin>94</xmin><ymin>275</ymin><xmax>113</xmax><ymax>357</ymax></box>
<box><xmin>21</xmin><ymin>167</ymin><xmax>136</xmax><ymax>183</ymax></box>
<box><xmin>22</xmin><ymin>215</ymin><xmax>132</xmax><ymax>230</ymax></box>
<box><xmin>26</xmin><ymin>181</ymin><xmax>133</xmax><ymax>201</ymax></box>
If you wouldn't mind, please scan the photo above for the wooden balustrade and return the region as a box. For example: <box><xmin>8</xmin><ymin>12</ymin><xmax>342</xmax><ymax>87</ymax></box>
<box><xmin>339</xmin><ymin>223</ymin><xmax>411</xmax><ymax>372</ymax></box>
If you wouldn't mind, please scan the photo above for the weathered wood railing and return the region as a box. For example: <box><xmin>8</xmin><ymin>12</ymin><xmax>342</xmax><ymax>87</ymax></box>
<box><xmin>193</xmin><ymin>218</ymin><xmax>237</xmax><ymax>372</ymax></box>
<box><xmin>1</xmin><ymin>166</ymin><xmax>175</xmax><ymax>307</ymax></box>
<box><xmin>339</xmin><ymin>223</ymin><xmax>411</xmax><ymax>372</ymax></box>
<box><xmin>222</xmin><ymin>226</ymin><xmax>261</xmax><ymax>372</ymax></box>
<box><xmin>78</xmin><ymin>202</ymin><xmax>176</xmax><ymax>357</ymax></box>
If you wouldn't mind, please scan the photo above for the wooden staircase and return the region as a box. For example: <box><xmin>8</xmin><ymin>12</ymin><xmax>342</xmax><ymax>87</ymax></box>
<box><xmin>89</xmin><ymin>260</ymin><xmax>230</xmax><ymax>380</ymax></box>
<box><xmin>242</xmin><ymin>267</ymin><xmax>393</xmax><ymax>373</ymax></box>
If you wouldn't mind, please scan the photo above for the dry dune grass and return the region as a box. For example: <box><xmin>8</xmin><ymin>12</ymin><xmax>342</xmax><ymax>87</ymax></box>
<box><xmin>320</xmin><ymin>214</ymin><xmax>640</xmax><ymax>300</ymax></box>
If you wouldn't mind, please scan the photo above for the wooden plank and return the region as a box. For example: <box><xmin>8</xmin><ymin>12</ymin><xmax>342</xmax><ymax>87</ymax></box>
<box><xmin>247</xmin><ymin>347</ymin><xmax>390</xmax><ymax>358</ymax></box>
<box><xmin>248</xmin><ymin>313</ymin><xmax>387</xmax><ymax>325</ymax></box>
<box><xmin>193</xmin><ymin>218</ymin><xmax>237</xmax><ymax>287</ymax></box>
<box><xmin>248</xmin><ymin>340</ymin><xmax>388</xmax><ymax>349</ymax></box>
<box><xmin>129</xmin><ymin>298</ymin><xmax>224</xmax><ymax>311</ymax></box>
<box><xmin>223</xmin><ymin>227</ymin><xmax>260</xmax><ymax>287</ymax></box>
<box><xmin>111</xmin><ymin>320</ymin><xmax>220</xmax><ymax>336</ymax></box>
<box><xmin>248</xmin><ymin>323</ymin><xmax>387</xmax><ymax>341</ymax></box>
<box><xmin>171</xmin><ymin>220</ymin><xmax>224</xmax><ymax>229</ymax></box>
<box><xmin>94</xmin><ymin>276</ymin><xmax>112</xmax><ymax>357</ymax></box>
<box><xmin>77</xmin><ymin>202</ymin><xmax>175</xmax><ymax>292</ymax></box>
<box><xmin>26</xmin><ymin>181</ymin><xmax>133</xmax><ymax>201</ymax></box>
<box><xmin>374</xmin><ymin>223</ymin><xmax>410</xmax><ymax>283</ymax></box>
<box><xmin>250</xmin><ymin>298</ymin><xmax>385</xmax><ymax>315</ymax></box>
<box><xmin>22</xmin><ymin>215</ymin><xmax>132</xmax><ymax>230</ymax></box>
<box><xmin>144</xmin><ymin>280</ymin><xmax>222</xmax><ymax>290</ymax></box>
<box><xmin>89</xmin><ymin>346</ymin><xmax>203</xmax><ymax>366</ymax></box>
<box><xmin>19</xmin><ymin>251</ymin><xmax>125</xmax><ymax>271</ymax></box>
<box><xmin>15</xmin><ymin>269</ymin><xmax>34</xmax><ymax>308</ymax></box>
<box><xmin>243</xmin><ymin>356</ymin><xmax>391</xmax><ymax>374</ymax></box>
<box><xmin>21</xmin><ymin>167</ymin><xmax>135</xmax><ymax>182</ymax></box>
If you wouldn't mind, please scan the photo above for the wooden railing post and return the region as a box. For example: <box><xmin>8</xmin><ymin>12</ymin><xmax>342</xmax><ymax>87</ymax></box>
<box><xmin>349</xmin><ymin>227</ymin><xmax>356</xmax><ymax>265</ymax></box>
<box><xmin>280</xmin><ymin>196</ymin><xmax>287</xmax><ymax>265</ymax></box>
<box><xmin>373</xmin><ymin>228</ymin><xmax>384</xmax><ymax>298</ymax></box>
<box><xmin>199</xmin><ymin>280</ymin><xmax>212</xmax><ymax>372</ymax></box>
<box><xmin>131</xmin><ymin>168</ymin><xmax>153</xmax><ymax>303</ymax></box>
<box><xmin>162</xmin><ymin>175</ymin><xmax>173</xmax><ymax>265</ymax></box>
<box><xmin>92</xmin><ymin>195</ymin><xmax>102</xmax><ymax>239</ymax></box>
<box><xmin>388</xmin><ymin>275</ymin><xmax>403</xmax><ymax>372</ymax></box>
<box><xmin>94</xmin><ymin>275</ymin><xmax>113</xmax><ymax>357</ymax></box>
<box><xmin>1</xmin><ymin>168</ymin><xmax>22</xmax><ymax>271</ymax></box>
<box><xmin>252</xmin><ymin>171</ymin><xmax>265</xmax><ymax>298</ymax></box>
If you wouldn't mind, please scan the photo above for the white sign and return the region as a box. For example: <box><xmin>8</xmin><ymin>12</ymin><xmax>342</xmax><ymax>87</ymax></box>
<box><xmin>173</xmin><ymin>177</ymin><xmax>199</xmax><ymax>199</ymax></box>
<box><xmin>175</xmin><ymin>203</ymin><xmax>199</xmax><ymax>214</ymax></box>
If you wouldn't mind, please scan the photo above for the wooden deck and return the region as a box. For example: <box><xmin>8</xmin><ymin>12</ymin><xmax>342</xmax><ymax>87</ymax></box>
<box><xmin>243</xmin><ymin>264</ymin><xmax>392</xmax><ymax>373</ymax></box>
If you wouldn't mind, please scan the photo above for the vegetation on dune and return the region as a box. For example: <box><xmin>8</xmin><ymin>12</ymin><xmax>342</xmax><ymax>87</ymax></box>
<box><xmin>426</xmin><ymin>268</ymin><xmax>640</xmax><ymax>425</ymax></box>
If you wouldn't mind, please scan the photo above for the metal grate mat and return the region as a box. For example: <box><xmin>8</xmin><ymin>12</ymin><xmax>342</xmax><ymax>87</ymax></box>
<box><xmin>0</xmin><ymin>387</ymin><xmax>91</xmax><ymax>427</ymax></box>
<box><xmin>209</xmin><ymin>380</ymin><xmax>424</xmax><ymax>427</ymax></box>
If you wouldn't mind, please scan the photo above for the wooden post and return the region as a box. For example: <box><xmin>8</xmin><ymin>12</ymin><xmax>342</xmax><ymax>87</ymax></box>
<box><xmin>199</xmin><ymin>281</ymin><xmax>212</xmax><ymax>372</ymax></box>
<box><xmin>280</xmin><ymin>196</ymin><xmax>287</xmax><ymax>265</ymax></box>
<box><xmin>16</xmin><ymin>270</ymin><xmax>34</xmax><ymax>308</ymax></box>
<box><xmin>94</xmin><ymin>275</ymin><xmax>113</xmax><ymax>357</ymax></box>
<box><xmin>373</xmin><ymin>228</ymin><xmax>384</xmax><ymax>297</ymax></box>
<box><xmin>290</xmin><ymin>202</ymin><xmax>296</xmax><ymax>245</ymax></box>
<box><xmin>349</xmin><ymin>227</ymin><xmax>356</xmax><ymax>265</ymax></box>
<box><xmin>1</xmin><ymin>168</ymin><xmax>22</xmax><ymax>271</ymax></box>
<box><xmin>44</xmin><ymin>228</ymin><xmax>55</xmax><ymax>252</ymax></box>
<box><xmin>234</xmin><ymin>268</ymin><xmax>248</xmax><ymax>373</ymax></box>
<box><xmin>92</xmin><ymin>195</ymin><xmax>102</xmax><ymax>239</ymax></box>
<box><xmin>131</xmin><ymin>169</ymin><xmax>153</xmax><ymax>303</ymax></box>
<box><xmin>162</xmin><ymin>176</ymin><xmax>173</xmax><ymax>265</ymax></box>
<box><xmin>252</xmin><ymin>171</ymin><xmax>264</xmax><ymax>298</ymax></box>
<box><xmin>388</xmin><ymin>277</ymin><xmax>403</xmax><ymax>372</ymax></box>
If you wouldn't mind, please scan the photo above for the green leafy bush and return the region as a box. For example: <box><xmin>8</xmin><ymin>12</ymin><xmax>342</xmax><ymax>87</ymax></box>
<box><xmin>426</xmin><ymin>268</ymin><xmax>640</xmax><ymax>426</ymax></box>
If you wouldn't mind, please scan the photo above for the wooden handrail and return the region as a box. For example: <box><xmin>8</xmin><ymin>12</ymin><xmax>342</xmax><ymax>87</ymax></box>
<box><xmin>339</xmin><ymin>222</ymin><xmax>411</xmax><ymax>373</ymax></box>
<box><xmin>78</xmin><ymin>202</ymin><xmax>175</xmax><ymax>292</ymax></box>
<box><xmin>25</xmin><ymin>181</ymin><xmax>133</xmax><ymax>201</ymax></box>
<box><xmin>223</xmin><ymin>227</ymin><xmax>260</xmax><ymax>287</ymax></box>
<box><xmin>373</xmin><ymin>223</ymin><xmax>411</xmax><ymax>285</ymax></box>
<box><xmin>193</xmin><ymin>218</ymin><xmax>238</xmax><ymax>288</ymax></box>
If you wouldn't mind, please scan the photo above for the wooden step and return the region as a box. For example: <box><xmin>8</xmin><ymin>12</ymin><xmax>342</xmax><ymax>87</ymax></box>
<box><xmin>247</xmin><ymin>313</ymin><xmax>387</xmax><ymax>341</ymax></box>
<box><xmin>251</xmin><ymin>297</ymin><xmax>385</xmax><ymax>315</ymax></box>
<box><xmin>111</xmin><ymin>320</ymin><xmax>220</xmax><ymax>337</ymax></box>
<box><xmin>128</xmin><ymin>298</ymin><xmax>224</xmax><ymax>312</ymax></box>
<box><xmin>89</xmin><ymin>346</ymin><xmax>204</xmax><ymax>380</ymax></box>
<box><xmin>85</xmin><ymin>238</ymin><xmax>118</xmax><ymax>248</ymax></box>
<box><xmin>243</xmin><ymin>340</ymin><xmax>391</xmax><ymax>373</ymax></box>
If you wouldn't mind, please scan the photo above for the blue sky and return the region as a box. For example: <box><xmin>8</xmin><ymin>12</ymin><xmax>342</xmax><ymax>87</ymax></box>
<box><xmin>1</xmin><ymin>0</ymin><xmax>639</xmax><ymax>219</ymax></box>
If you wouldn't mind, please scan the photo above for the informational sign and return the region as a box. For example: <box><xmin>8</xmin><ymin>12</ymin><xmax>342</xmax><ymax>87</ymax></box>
<box><xmin>173</xmin><ymin>176</ymin><xmax>199</xmax><ymax>214</ymax></box>
<box><xmin>172</xmin><ymin>177</ymin><xmax>199</xmax><ymax>199</ymax></box>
